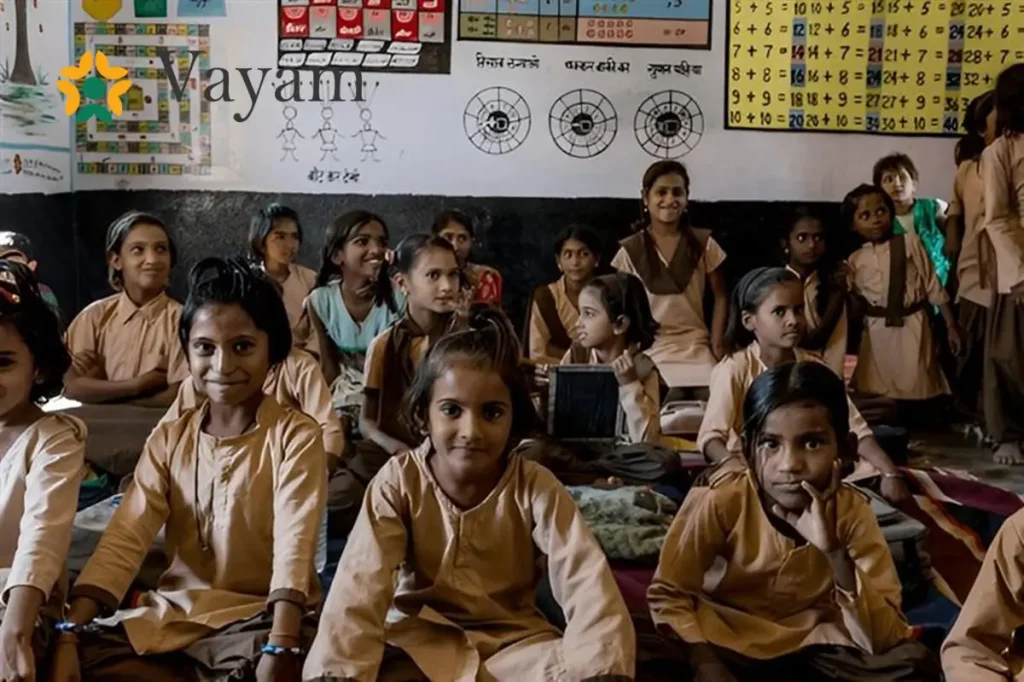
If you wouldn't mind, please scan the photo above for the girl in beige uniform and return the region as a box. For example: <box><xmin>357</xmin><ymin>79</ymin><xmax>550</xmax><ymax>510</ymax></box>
<box><xmin>47</xmin><ymin>257</ymin><xmax>326</xmax><ymax>682</ymax></box>
<box><xmin>64</xmin><ymin>211</ymin><xmax>188</xmax><ymax>407</ymax></box>
<box><xmin>247</xmin><ymin>203</ymin><xmax>317</xmax><ymax>347</ymax></box>
<box><xmin>524</xmin><ymin>224</ymin><xmax>602</xmax><ymax>364</ymax></box>
<box><xmin>612</xmin><ymin>161</ymin><xmax>729</xmax><ymax>391</ymax></box>
<box><xmin>698</xmin><ymin>267</ymin><xmax>907</xmax><ymax>503</ymax></box>
<box><xmin>0</xmin><ymin>262</ymin><xmax>86</xmax><ymax>682</ymax></box>
<box><xmin>304</xmin><ymin>307</ymin><xmax>635</xmax><ymax>682</ymax></box>
<box><xmin>978</xmin><ymin>65</ymin><xmax>1024</xmax><ymax>465</ymax></box>
<box><xmin>652</xmin><ymin>362</ymin><xmax>940</xmax><ymax>681</ymax></box>
<box><xmin>561</xmin><ymin>272</ymin><xmax>663</xmax><ymax>445</ymax></box>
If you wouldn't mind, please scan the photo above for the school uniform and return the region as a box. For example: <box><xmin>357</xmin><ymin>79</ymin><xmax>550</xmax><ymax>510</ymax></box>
<box><xmin>560</xmin><ymin>347</ymin><xmax>662</xmax><ymax>445</ymax></box>
<box><xmin>698</xmin><ymin>343</ymin><xmax>875</xmax><ymax>476</ymax></box>
<box><xmin>612</xmin><ymin>228</ymin><xmax>726</xmax><ymax>388</ymax></box>
<box><xmin>161</xmin><ymin>347</ymin><xmax>345</xmax><ymax>464</ymax></box>
<box><xmin>787</xmin><ymin>266</ymin><xmax>849</xmax><ymax>377</ymax></box>
<box><xmin>303</xmin><ymin>443</ymin><xmax>636</xmax><ymax>682</ymax></box>
<box><xmin>649</xmin><ymin>467</ymin><xmax>938</xmax><ymax>680</ymax></box>
<box><xmin>65</xmin><ymin>291</ymin><xmax>190</xmax><ymax>386</ymax></box>
<box><xmin>980</xmin><ymin>134</ymin><xmax>1024</xmax><ymax>445</ymax></box>
<box><xmin>275</xmin><ymin>263</ymin><xmax>317</xmax><ymax>335</ymax></box>
<box><xmin>941</xmin><ymin>507</ymin><xmax>1024</xmax><ymax>681</ymax></box>
<box><xmin>0</xmin><ymin>414</ymin><xmax>87</xmax><ymax>645</ymax></box>
<box><xmin>895</xmin><ymin>197</ymin><xmax>951</xmax><ymax>288</ymax></box>
<box><xmin>948</xmin><ymin>159</ymin><xmax>992</xmax><ymax>414</ymax></box>
<box><xmin>848</xmin><ymin>232</ymin><xmax>950</xmax><ymax>401</ymax></box>
<box><xmin>71</xmin><ymin>396</ymin><xmax>325</xmax><ymax>681</ymax></box>
<box><xmin>524</xmin><ymin>277</ymin><xmax>580</xmax><ymax>364</ymax></box>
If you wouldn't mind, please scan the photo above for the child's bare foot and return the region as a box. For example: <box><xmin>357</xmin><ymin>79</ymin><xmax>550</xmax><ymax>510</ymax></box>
<box><xmin>994</xmin><ymin>442</ymin><xmax>1024</xmax><ymax>465</ymax></box>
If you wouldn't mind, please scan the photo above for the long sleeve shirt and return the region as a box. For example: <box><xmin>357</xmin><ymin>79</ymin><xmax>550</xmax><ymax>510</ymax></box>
<box><xmin>981</xmin><ymin>134</ymin><xmax>1024</xmax><ymax>295</ymax></box>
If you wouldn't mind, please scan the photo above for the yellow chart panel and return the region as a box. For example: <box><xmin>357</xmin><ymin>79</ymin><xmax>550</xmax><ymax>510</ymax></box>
<box><xmin>726</xmin><ymin>0</ymin><xmax>1024</xmax><ymax>134</ymax></box>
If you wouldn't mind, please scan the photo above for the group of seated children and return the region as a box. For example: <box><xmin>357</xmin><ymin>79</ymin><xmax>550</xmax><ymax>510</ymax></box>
<box><xmin>0</xmin><ymin>61</ymin><xmax>1022</xmax><ymax>682</ymax></box>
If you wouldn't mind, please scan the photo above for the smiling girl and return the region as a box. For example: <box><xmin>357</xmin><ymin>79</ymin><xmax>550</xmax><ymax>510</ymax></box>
<box><xmin>612</xmin><ymin>161</ymin><xmax>729</xmax><ymax>392</ymax></box>
<box><xmin>64</xmin><ymin>211</ymin><xmax>188</xmax><ymax>407</ymax></box>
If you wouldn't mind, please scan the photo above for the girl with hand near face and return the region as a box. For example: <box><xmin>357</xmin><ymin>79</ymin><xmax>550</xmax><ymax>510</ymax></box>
<box><xmin>432</xmin><ymin>209</ymin><xmax>503</xmax><ymax>307</ymax></box>
<box><xmin>304</xmin><ymin>306</ymin><xmax>636</xmax><ymax>682</ymax></box>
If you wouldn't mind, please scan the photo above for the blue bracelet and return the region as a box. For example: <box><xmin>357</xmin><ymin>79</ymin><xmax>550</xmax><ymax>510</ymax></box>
<box><xmin>54</xmin><ymin>621</ymin><xmax>100</xmax><ymax>634</ymax></box>
<box><xmin>261</xmin><ymin>643</ymin><xmax>303</xmax><ymax>657</ymax></box>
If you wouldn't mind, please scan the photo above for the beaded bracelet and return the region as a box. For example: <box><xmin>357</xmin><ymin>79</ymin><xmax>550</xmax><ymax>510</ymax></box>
<box><xmin>261</xmin><ymin>643</ymin><xmax>303</xmax><ymax>657</ymax></box>
<box><xmin>54</xmin><ymin>621</ymin><xmax>100</xmax><ymax>634</ymax></box>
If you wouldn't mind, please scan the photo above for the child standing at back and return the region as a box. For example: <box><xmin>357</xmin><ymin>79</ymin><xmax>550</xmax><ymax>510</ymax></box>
<box><xmin>874</xmin><ymin>152</ymin><xmax>952</xmax><ymax>289</ymax></box>
<box><xmin>612</xmin><ymin>161</ymin><xmax>729</xmax><ymax>392</ymax></box>
<box><xmin>843</xmin><ymin>184</ymin><xmax>961</xmax><ymax>408</ymax></box>
<box><xmin>304</xmin><ymin>307</ymin><xmax>635</xmax><ymax>681</ymax></box>
<box><xmin>698</xmin><ymin>267</ymin><xmax>906</xmax><ymax>502</ymax></box>
<box><xmin>433</xmin><ymin>209</ymin><xmax>503</xmax><ymax>306</ymax></box>
<box><xmin>64</xmin><ymin>211</ymin><xmax>188</xmax><ymax>407</ymax></box>
<box><xmin>0</xmin><ymin>262</ymin><xmax>86</xmax><ymax>682</ymax></box>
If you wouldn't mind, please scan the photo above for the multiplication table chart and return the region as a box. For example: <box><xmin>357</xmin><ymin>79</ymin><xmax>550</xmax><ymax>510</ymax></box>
<box><xmin>726</xmin><ymin>0</ymin><xmax>1024</xmax><ymax>134</ymax></box>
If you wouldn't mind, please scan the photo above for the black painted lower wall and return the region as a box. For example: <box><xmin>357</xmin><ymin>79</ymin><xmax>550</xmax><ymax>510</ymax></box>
<box><xmin>0</xmin><ymin>191</ymin><xmax>844</xmax><ymax>329</ymax></box>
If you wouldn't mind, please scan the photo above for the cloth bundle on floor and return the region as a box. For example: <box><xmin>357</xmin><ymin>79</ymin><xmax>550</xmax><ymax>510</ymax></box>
<box><xmin>567</xmin><ymin>485</ymin><xmax>678</xmax><ymax>563</ymax></box>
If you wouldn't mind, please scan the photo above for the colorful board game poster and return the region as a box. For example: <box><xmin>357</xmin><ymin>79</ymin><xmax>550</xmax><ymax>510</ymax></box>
<box><xmin>277</xmin><ymin>0</ymin><xmax>453</xmax><ymax>74</ymax></box>
<box><xmin>177</xmin><ymin>0</ymin><xmax>227</xmax><ymax>17</ymax></box>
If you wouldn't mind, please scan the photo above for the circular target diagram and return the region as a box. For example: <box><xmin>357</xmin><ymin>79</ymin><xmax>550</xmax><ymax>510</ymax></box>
<box><xmin>548</xmin><ymin>89</ymin><xmax>618</xmax><ymax>159</ymax></box>
<box><xmin>634</xmin><ymin>90</ymin><xmax>704</xmax><ymax>159</ymax></box>
<box><xmin>464</xmin><ymin>86</ymin><xmax>532</xmax><ymax>155</ymax></box>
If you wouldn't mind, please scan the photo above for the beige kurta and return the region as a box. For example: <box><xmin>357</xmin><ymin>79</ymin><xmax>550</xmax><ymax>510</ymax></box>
<box><xmin>848</xmin><ymin>233</ymin><xmax>950</xmax><ymax>400</ymax></box>
<box><xmin>560</xmin><ymin>347</ymin><xmax>661</xmax><ymax>445</ymax></box>
<box><xmin>303</xmin><ymin>443</ymin><xmax>636</xmax><ymax>682</ymax></box>
<box><xmin>363</xmin><ymin>327</ymin><xmax>430</xmax><ymax>446</ymax></box>
<box><xmin>277</xmin><ymin>264</ymin><xmax>318</xmax><ymax>340</ymax></box>
<box><xmin>942</xmin><ymin>507</ymin><xmax>1024</xmax><ymax>681</ymax></box>
<box><xmin>65</xmin><ymin>292</ymin><xmax>190</xmax><ymax>385</ymax></box>
<box><xmin>160</xmin><ymin>348</ymin><xmax>344</xmax><ymax>462</ymax></box>
<box><xmin>648</xmin><ymin>467</ymin><xmax>910</xmax><ymax>660</ymax></box>
<box><xmin>949</xmin><ymin>160</ymin><xmax>993</xmax><ymax>308</ymax></box>
<box><xmin>697</xmin><ymin>343</ymin><xmax>873</xmax><ymax>457</ymax></box>
<box><xmin>0</xmin><ymin>414</ymin><xmax>86</xmax><ymax>604</ymax></box>
<box><xmin>527</xmin><ymin>278</ymin><xmax>581</xmax><ymax>365</ymax></box>
<box><xmin>787</xmin><ymin>266</ymin><xmax>849</xmax><ymax>377</ymax></box>
<box><xmin>981</xmin><ymin>134</ymin><xmax>1024</xmax><ymax>295</ymax></box>
<box><xmin>612</xmin><ymin>236</ymin><xmax>726</xmax><ymax>388</ymax></box>
<box><xmin>71</xmin><ymin>397</ymin><xmax>325</xmax><ymax>655</ymax></box>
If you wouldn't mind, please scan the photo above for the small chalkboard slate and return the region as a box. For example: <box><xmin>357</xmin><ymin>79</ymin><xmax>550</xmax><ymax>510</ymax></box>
<box><xmin>546</xmin><ymin>365</ymin><xmax>623</xmax><ymax>443</ymax></box>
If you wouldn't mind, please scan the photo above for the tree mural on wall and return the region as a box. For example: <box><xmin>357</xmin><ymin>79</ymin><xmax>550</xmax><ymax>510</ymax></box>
<box><xmin>11</xmin><ymin>0</ymin><xmax>37</xmax><ymax>85</ymax></box>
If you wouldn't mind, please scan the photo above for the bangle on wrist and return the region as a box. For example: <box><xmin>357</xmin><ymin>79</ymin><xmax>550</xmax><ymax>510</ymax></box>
<box><xmin>55</xmin><ymin>621</ymin><xmax>99</xmax><ymax>635</ymax></box>
<box><xmin>261</xmin><ymin>643</ymin><xmax>303</xmax><ymax>657</ymax></box>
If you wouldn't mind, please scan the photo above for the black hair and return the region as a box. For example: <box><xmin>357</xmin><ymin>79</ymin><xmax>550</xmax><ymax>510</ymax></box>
<box><xmin>841</xmin><ymin>184</ymin><xmax>896</xmax><ymax>241</ymax></box>
<box><xmin>995</xmin><ymin>63</ymin><xmax>1024</xmax><ymax>136</ymax></box>
<box><xmin>955</xmin><ymin>91</ymin><xmax>997</xmax><ymax>165</ymax></box>
<box><xmin>0</xmin><ymin>261</ymin><xmax>69</xmax><ymax>404</ymax></box>
<box><xmin>406</xmin><ymin>304</ymin><xmax>538</xmax><ymax>447</ymax></box>
<box><xmin>632</xmin><ymin>160</ymin><xmax>692</xmax><ymax>233</ymax></box>
<box><xmin>582</xmin><ymin>273</ymin><xmax>659</xmax><ymax>351</ymax></box>
<box><xmin>104</xmin><ymin>211</ymin><xmax>178</xmax><ymax>290</ymax></box>
<box><xmin>872</xmin><ymin>152</ymin><xmax>918</xmax><ymax>186</ymax></box>
<box><xmin>741</xmin><ymin>361</ymin><xmax>854</xmax><ymax>465</ymax></box>
<box><xmin>782</xmin><ymin>206</ymin><xmax>837</xmax><ymax>320</ymax></box>
<box><xmin>248</xmin><ymin>203</ymin><xmax>302</xmax><ymax>262</ymax></box>
<box><xmin>553</xmin><ymin>224</ymin><xmax>603</xmax><ymax>259</ymax></box>
<box><xmin>0</xmin><ymin>232</ymin><xmax>35</xmax><ymax>261</ymax></box>
<box><xmin>179</xmin><ymin>257</ymin><xmax>291</xmax><ymax>367</ymax></box>
<box><xmin>393</xmin><ymin>233</ymin><xmax>459</xmax><ymax>275</ymax></box>
<box><xmin>431</xmin><ymin>209</ymin><xmax>475</xmax><ymax>238</ymax></box>
<box><xmin>316</xmin><ymin>210</ymin><xmax>396</xmax><ymax>311</ymax></box>
<box><xmin>723</xmin><ymin>266</ymin><xmax>801</xmax><ymax>355</ymax></box>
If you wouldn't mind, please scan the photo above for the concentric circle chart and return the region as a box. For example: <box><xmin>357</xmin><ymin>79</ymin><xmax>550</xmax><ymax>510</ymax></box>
<box><xmin>634</xmin><ymin>90</ymin><xmax>704</xmax><ymax>159</ymax></box>
<box><xmin>548</xmin><ymin>89</ymin><xmax>618</xmax><ymax>159</ymax></box>
<box><xmin>463</xmin><ymin>86</ymin><xmax>532</xmax><ymax>155</ymax></box>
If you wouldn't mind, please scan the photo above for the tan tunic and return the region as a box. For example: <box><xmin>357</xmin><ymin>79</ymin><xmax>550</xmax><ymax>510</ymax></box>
<box><xmin>787</xmin><ymin>266</ymin><xmax>849</xmax><ymax>377</ymax></box>
<box><xmin>527</xmin><ymin>278</ymin><xmax>580</xmax><ymax>365</ymax></box>
<box><xmin>0</xmin><ymin>414</ymin><xmax>86</xmax><ymax>604</ymax></box>
<box><xmin>560</xmin><ymin>347</ymin><xmax>661</xmax><ymax>445</ymax></box>
<box><xmin>65</xmin><ymin>292</ymin><xmax>190</xmax><ymax>385</ymax></box>
<box><xmin>942</xmin><ymin>507</ymin><xmax>1024</xmax><ymax>681</ymax></box>
<box><xmin>848</xmin><ymin>234</ymin><xmax>950</xmax><ymax>400</ymax></box>
<box><xmin>278</xmin><ymin>264</ymin><xmax>318</xmax><ymax>339</ymax></box>
<box><xmin>981</xmin><ymin>134</ymin><xmax>1024</xmax><ymax>295</ymax></box>
<box><xmin>648</xmin><ymin>467</ymin><xmax>910</xmax><ymax>660</ymax></box>
<box><xmin>71</xmin><ymin>397</ymin><xmax>325</xmax><ymax>655</ymax></box>
<box><xmin>160</xmin><ymin>348</ymin><xmax>344</xmax><ymax>461</ymax></box>
<box><xmin>697</xmin><ymin>343</ymin><xmax>873</xmax><ymax>457</ymax></box>
<box><xmin>363</xmin><ymin>327</ymin><xmax>429</xmax><ymax>445</ymax></box>
<box><xmin>949</xmin><ymin>160</ymin><xmax>993</xmax><ymax>308</ymax></box>
<box><xmin>612</xmin><ymin>236</ymin><xmax>726</xmax><ymax>388</ymax></box>
<box><xmin>304</xmin><ymin>444</ymin><xmax>636</xmax><ymax>681</ymax></box>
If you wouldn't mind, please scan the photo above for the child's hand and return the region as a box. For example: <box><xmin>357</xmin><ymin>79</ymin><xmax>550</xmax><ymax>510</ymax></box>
<box><xmin>880</xmin><ymin>474</ymin><xmax>910</xmax><ymax>505</ymax></box>
<box><xmin>770</xmin><ymin>461</ymin><xmax>842</xmax><ymax>555</ymax></box>
<box><xmin>46</xmin><ymin>636</ymin><xmax>81</xmax><ymax>682</ymax></box>
<box><xmin>947</xmin><ymin>322</ymin><xmax>964</xmax><ymax>357</ymax></box>
<box><xmin>710</xmin><ymin>333</ymin><xmax>725</xmax><ymax>361</ymax></box>
<box><xmin>831</xmin><ymin>262</ymin><xmax>852</xmax><ymax>289</ymax></box>
<box><xmin>71</xmin><ymin>351</ymin><xmax>102</xmax><ymax>379</ymax></box>
<box><xmin>0</xmin><ymin>626</ymin><xmax>35</xmax><ymax>682</ymax></box>
<box><xmin>134</xmin><ymin>369</ymin><xmax>168</xmax><ymax>395</ymax></box>
<box><xmin>612</xmin><ymin>350</ymin><xmax>639</xmax><ymax>386</ymax></box>
<box><xmin>255</xmin><ymin>651</ymin><xmax>301</xmax><ymax>682</ymax></box>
